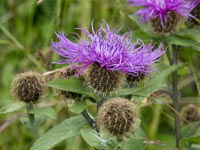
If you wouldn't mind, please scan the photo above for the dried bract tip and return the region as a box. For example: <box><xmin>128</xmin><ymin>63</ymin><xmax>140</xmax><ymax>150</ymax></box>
<box><xmin>96</xmin><ymin>97</ymin><xmax>140</xmax><ymax>137</ymax></box>
<box><xmin>85</xmin><ymin>63</ymin><xmax>125</xmax><ymax>96</ymax></box>
<box><xmin>181</xmin><ymin>104</ymin><xmax>200</xmax><ymax>124</ymax></box>
<box><xmin>11</xmin><ymin>71</ymin><xmax>45</xmax><ymax>103</ymax></box>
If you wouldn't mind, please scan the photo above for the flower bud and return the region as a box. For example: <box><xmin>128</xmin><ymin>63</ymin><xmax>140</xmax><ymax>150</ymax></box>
<box><xmin>181</xmin><ymin>104</ymin><xmax>200</xmax><ymax>124</ymax></box>
<box><xmin>96</xmin><ymin>97</ymin><xmax>140</xmax><ymax>137</ymax></box>
<box><xmin>10</xmin><ymin>71</ymin><xmax>45</xmax><ymax>103</ymax></box>
<box><xmin>151</xmin><ymin>11</ymin><xmax>182</xmax><ymax>35</ymax></box>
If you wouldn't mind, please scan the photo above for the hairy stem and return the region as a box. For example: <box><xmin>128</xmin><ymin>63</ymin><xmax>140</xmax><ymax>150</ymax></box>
<box><xmin>26</xmin><ymin>103</ymin><xmax>39</xmax><ymax>139</ymax></box>
<box><xmin>172</xmin><ymin>45</ymin><xmax>181</xmax><ymax>148</ymax></box>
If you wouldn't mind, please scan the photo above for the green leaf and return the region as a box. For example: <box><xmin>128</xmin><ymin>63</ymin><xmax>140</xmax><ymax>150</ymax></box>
<box><xmin>115</xmin><ymin>83</ymin><xmax>165</xmax><ymax>97</ymax></box>
<box><xmin>31</xmin><ymin>115</ymin><xmax>87</xmax><ymax>150</ymax></box>
<box><xmin>147</xmin><ymin>65</ymin><xmax>177</xmax><ymax>86</ymax></box>
<box><xmin>122</xmin><ymin>127</ymin><xmax>145</xmax><ymax>150</ymax></box>
<box><xmin>20</xmin><ymin>115</ymin><xmax>46</xmax><ymax>128</ymax></box>
<box><xmin>46</xmin><ymin>77</ymin><xmax>96</xmax><ymax>99</ymax></box>
<box><xmin>115</xmin><ymin>65</ymin><xmax>176</xmax><ymax>98</ymax></box>
<box><xmin>177</xmin><ymin>28</ymin><xmax>200</xmax><ymax>43</ymax></box>
<box><xmin>80</xmin><ymin>129</ymin><xmax>108</xmax><ymax>149</ymax></box>
<box><xmin>29</xmin><ymin>107</ymin><xmax>57</xmax><ymax>120</ymax></box>
<box><xmin>180</xmin><ymin>122</ymin><xmax>200</xmax><ymax>149</ymax></box>
<box><xmin>122</xmin><ymin>138</ymin><xmax>144</xmax><ymax>150</ymax></box>
<box><xmin>69</xmin><ymin>101</ymin><xmax>87</xmax><ymax>114</ymax></box>
<box><xmin>167</xmin><ymin>35</ymin><xmax>200</xmax><ymax>52</ymax></box>
<box><xmin>0</xmin><ymin>102</ymin><xmax>24</xmax><ymax>114</ymax></box>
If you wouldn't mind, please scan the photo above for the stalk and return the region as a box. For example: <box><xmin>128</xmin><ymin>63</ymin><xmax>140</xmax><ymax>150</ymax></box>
<box><xmin>81</xmin><ymin>109</ymin><xmax>97</xmax><ymax>131</ymax></box>
<box><xmin>172</xmin><ymin>45</ymin><xmax>181</xmax><ymax>148</ymax></box>
<box><xmin>26</xmin><ymin>102</ymin><xmax>39</xmax><ymax>139</ymax></box>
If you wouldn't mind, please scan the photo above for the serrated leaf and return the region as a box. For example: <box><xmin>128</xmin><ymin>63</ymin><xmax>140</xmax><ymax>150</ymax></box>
<box><xmin>0</xmin><ymin>102</ymin><xmax>24</xmax><ymax>114</ymax></box>
<box><xmin>80</xmin><ymin>129</ymin><xmax>108</xmax><ymax>149</ymax></box>
<box><xmin>31</xmin><ymin>115</ymin><xmax>87</xmax><ymax>150</ymax></box>
<box><xmin>69</xmin><ymin>101</ymin><xmax>87</xmax><ymax>114</ymax></box>
<box><xmin>29</xmin><ymin>107</ymin><xmax>56</xmax><ymax>120</ymax></box>
<box><xmin>46</xmin><ymin>77</ymin><xmax>96</xmax><ymax>99</ymax></box>
<box><xmin>20</xmin><ymin>115</ymin><xmax>46</xmax><ymax>128</ymax></box>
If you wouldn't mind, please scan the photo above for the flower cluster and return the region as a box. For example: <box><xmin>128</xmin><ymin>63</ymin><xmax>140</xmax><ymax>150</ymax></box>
<box><xmin>128</xmin><ymin>0</ymin><xmax>194</xmax><ymax>34</ymax></box>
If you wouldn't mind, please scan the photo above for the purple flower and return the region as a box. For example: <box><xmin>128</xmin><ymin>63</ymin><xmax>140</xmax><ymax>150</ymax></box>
<box><xmin>51</xmin><ymin>23</ymin><xmax>164</xmax><ymax>76</ymax></box>
<box><xmin>128</xmin><ymin>0</ymin><xmax>194</xmax><ymax>27</ymax></box>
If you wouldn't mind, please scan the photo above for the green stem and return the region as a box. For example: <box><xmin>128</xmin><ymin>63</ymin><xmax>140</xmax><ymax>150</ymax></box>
<box><xmin>172</xmin><ymin>45</ymin><xmax>181</xmax><ymax>148</ymax></box>
<box><xmin>26</xmin><ymin>103</ymin><xmax>39</xmax><ymax>139</ymax></box>
<box><xmin>81</xmin><ymin>109</ymin><xmax>97</xmax><ymax>131</ymax></box>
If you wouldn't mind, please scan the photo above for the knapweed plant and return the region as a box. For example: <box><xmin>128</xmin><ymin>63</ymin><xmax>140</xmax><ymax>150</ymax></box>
<box><xmin>2</xmin><ymin>0</ymin><xmax>200</xmax><ymax>150</ymax></box>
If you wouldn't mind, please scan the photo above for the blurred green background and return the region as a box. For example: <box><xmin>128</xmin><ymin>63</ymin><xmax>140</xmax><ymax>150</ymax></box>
<box><xmin>0</xmin><ymin>0</ymin><xmax>199</xmax><ymax>150</ymax></box>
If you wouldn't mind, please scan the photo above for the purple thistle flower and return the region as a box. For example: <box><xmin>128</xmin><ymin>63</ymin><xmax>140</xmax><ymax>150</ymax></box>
<box><xmin>128</xmin><ymin>0</ymin><xmax>193</xmax><ymax>25</ymax></box>
<box><xmin>51</xmin><ymin>23</ymin><xmax>164</xmax><ymax>76</ymax></box>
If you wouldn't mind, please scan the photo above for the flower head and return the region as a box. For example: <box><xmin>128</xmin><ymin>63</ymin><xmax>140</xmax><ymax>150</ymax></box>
<box><xmin>51</xmin><ymin>23</ymin><xmax>164</xmax><ymax>95</ymax></box>
<box><xmin>96</xmin><ymin>97</ymin><xmax>140</xmax><ymax>137</ymax></box>
<box><xmin>10</xmin><ymin>71</ymin><xmax>45</xmax><ymax>103</ymax></box>
<box><xmin>51</xmin><ymin>23</ymin><xmax>164</xmax><ymax>76</ymax></box>
<box><xmin>128</xmin><ymin>0</ymin><xmax>194</xmax><ymax>34</ymax></box>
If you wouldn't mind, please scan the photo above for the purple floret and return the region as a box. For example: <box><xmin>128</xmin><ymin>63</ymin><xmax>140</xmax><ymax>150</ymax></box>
<box><xmin>128</xmin><ymin>0</ymin><xmax>194</xmax><ymax>27</ymax></box>
<box><xmin>51</xmin><ymin>23</ymin><xmax>165</xmax><ymax>76</ymax></box>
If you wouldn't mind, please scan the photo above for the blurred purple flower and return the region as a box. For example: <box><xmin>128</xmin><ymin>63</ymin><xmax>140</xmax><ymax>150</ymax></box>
<box><xmin>51</xmin><ymin>23</ymin><xmax>164</xmax><ymax>76</ymax></box>
<box><xmin>128</xmin><ymin>0</ymin><xmax>194</xmax><ymax>27</ymax></box>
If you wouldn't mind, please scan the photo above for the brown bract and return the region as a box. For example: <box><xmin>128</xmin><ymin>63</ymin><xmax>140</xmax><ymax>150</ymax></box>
<box><xmin>96</xmin><ymin>97</ymin><xmax>140</xmax><ymax>137</ymax></box>
<box><xmin>85</xmin><ymin>63</ymin><xmax>125</xmax><ymax>96</ymax></box>
<box><xmin>151</xmin><ymin>11</ymin><xmax>182</xmax><ymax>35</ymax></box>
<box><xmin>181</xmin><ymin>104</ymin><xmax>200</xmax><ymax>124</ymax></box>
<box><xmin>11</xmin><ymin>71</ymin><xmax>45</xmax><ymax>103</ymax></box>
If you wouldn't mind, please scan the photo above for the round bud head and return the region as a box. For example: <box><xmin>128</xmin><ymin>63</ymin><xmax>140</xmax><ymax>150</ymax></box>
<box><xmin>151</xmin><ymin>11</ymin><xmax>181</xmax><ymax>35</ymax></box>
<box><xmin>181</xmin><ymin>104</ymin><xmax>200</xmax><ymax>124</ymax></box>
<box><xmin>43</xmin><ymin>66</ymin><xmax>81</xmax><ymax>100</ymax></box>
<box><xmin>85</xmin><ymin>63</ymin><xmax>125</xmax><ymax>96</ymax></box>
<box><xmin>190</xmin><ymin>4</ymin><xmax>200</xmax><ymax>25</ymax></box>
<box><xmin>11</xmin><ymin>71</ymin><xmax>45</xmax><ymax>103</ymax></box>
<box><xmin>96</xmin><ymin>97</ymin><xmax>140</xmax><ymax>137</ymax></box>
